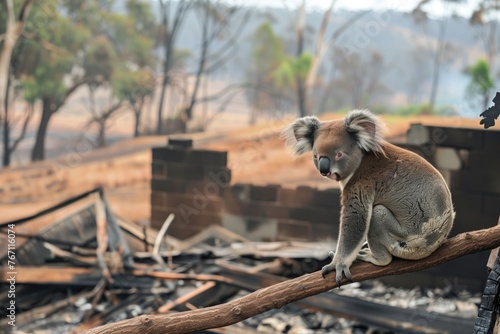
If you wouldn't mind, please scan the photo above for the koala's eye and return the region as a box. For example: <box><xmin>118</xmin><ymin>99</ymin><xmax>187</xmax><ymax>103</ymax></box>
<box><xmin>313</xmin><ymin>151</ymin><xmax>317</xmax><ymax>159</ymax></box>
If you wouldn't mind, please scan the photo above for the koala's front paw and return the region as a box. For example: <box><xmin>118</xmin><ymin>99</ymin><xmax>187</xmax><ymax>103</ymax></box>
<box><xmin>321</xmin><ymin>261</ymin><xmax>353</xmax><ymax>287</ymax></box>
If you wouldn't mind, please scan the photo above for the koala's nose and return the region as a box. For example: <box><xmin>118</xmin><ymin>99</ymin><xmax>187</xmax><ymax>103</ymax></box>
<box><xmin>319</xmin><ymin>156</ymin><xmax>331</xmax><ymax>176</ymax></box>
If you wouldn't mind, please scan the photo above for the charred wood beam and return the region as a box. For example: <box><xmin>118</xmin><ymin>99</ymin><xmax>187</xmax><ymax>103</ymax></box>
<box><xmin>81</xmin><ymin>224</ymin><xmax>500</xmax><ymax>334</ymax></box>
<box><xmin>474</xmin><ymin>252</ymin><xmax>500</xmax><ymax>333</ymax></box>
<box><xmin>1</xmin><ymin>266</ymin><xmax>238</xmax><ymax>288</ymax></box>
<box><xmin>158</xmin><ymin>281</ymin><xmax>216</xmax><ymax>313</ymax></box>
<box><xmin>0</xmin><ymin>266</ymin><xmax>152</xmax><ymax>289</ymax></box>
<box><xmin>0</xmin><ymin>187</ymin><xmax>102</xmax><ymax>228</ymax></box>
<box><xmin>474</xmin><ymin>217</ymin><xmax>500</xmax><ymax>334</ymax></box>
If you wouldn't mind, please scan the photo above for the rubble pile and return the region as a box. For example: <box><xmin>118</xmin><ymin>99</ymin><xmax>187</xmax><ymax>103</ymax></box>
<box><xmin>0</xmin><ymin>189</ymin><xmax>481</xmax><ymax>333</ymax></box>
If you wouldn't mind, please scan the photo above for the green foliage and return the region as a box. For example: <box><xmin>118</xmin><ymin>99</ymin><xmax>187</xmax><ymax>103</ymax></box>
<box><xmin>273</xmin><ymin>59</ymin><xmax>295</xmax><ymax>88</ymax></box>
<box><xmin>250</xmin><ymin>22</ymin><xmax>312</xmax><ymax>91</ymax></box>
<box><xmin>16</xmin><ymin>5</ymin><xmax>92</xmax><ymax>104</ymax></box>
<box><xmin>125</xmin><ymin>0</ymin><xmax>158</xmax><ymax>39</ymax></box>
<box><xmin>272</xmin><ymin>52</ymin><xmax>312</xmax><ymax>89</ymax></box>
<box><xmin>293</xmin><ymin>52</ymin><xmax>312</xmax><ymax>79</ymax></box>
<box><xmin>14</xmin><ymin>0</ymin><xmax>157</xmax><ymax>106</ymax></box>
<box><xmin>112</xmin><ymin>67</ymin><xmax>155</xmax><ymax>105</ymax></box>
<box><xmin>84</xmin><ymin>35</ymin><xmax>116</xmax><ymax>83</ymax></box>
<box><xmin>251</xmin><ymin>22</ymin><xmax>286</xmax><ymax>76</ymax></box>
<box><xmin>393</xmin><ymin>103</ymin><xmax>434</xmax><ymax>116</ymax></box>
<box><xmin>466</xmin><ymin>58</ymin><xmax>494</xmax><ymax>97</ymax></box>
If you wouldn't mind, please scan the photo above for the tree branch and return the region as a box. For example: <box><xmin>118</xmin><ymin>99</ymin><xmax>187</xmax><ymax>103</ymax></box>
<box><xmin>8</xmin><ymin>104</ymin><xmax>32</xmax><ymax>153</ymax></box>
<box><xmin>81</xmin><ymin>224</ymin><xmax>500</xmax><ymax>334</ymax></box>
<box><xmin>15</xmin><ymin>0</ymin><xmax>35</xmax><ymax>36</ymax></box>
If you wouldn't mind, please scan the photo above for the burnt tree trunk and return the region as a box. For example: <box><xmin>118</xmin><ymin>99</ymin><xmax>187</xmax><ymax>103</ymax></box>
<box><xmin>2</xmin><ymin>115</ymin><xmax>10</xmax><ymax>166</ymax></box>
<box><xmin>133</xmin><ymin>105</ymin><xmax>141</xmax><ymax>137</ymax></box>
<box><xmin>31</xmin><ymin>99</ymin><xmax>54</xmax><ymax>161</ymax></box>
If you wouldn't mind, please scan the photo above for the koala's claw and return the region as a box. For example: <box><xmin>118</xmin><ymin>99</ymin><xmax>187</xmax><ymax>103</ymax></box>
<box><xmin>321</xmin><ymin>262</ymin><xmax>352</xmax><ymax>287</ymax></box>
<box><xmin>321</xmin><ymin>263</ymin><xmax>335</xmax><ymax>278</ymax></box>
<box><xmin>335</xmin><ymin>263</ymin><xmax>352</xmax><ymax>287</ymax></box>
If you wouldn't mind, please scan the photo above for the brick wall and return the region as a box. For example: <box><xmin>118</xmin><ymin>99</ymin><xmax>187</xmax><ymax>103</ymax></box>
<box><xmin>150</xmin><ymin>139</ymin><xmax>231</xmax><ymax>239</ymax></box>
<box><xmin>150</xmin><ymin>139</ymin><xmax>341</xmax><ymax>242</ymax></box>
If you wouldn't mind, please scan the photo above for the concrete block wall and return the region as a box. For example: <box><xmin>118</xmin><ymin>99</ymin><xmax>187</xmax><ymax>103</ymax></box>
<box><xmin>222</xmin><ymin>184</ymin><xmax>340</xmax><ymax>241</ymax></box>
<box><xmin>150</xmin><ymin>139</ymin><xmax>231</xmax><ymax>239</ymax></box>
<box><xmin>150</xmin><ymin>139</ymin><xmax>342</xmax><ymax>241</ymax></box>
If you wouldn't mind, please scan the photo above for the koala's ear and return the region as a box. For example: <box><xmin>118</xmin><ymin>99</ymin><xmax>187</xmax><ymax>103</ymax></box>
<box><xmin>282</xmin><ymin>116</ymin><xmax>321</xmax><ymax>156</ymax></box>
<box><xmin>345</xmin><ymin>109</ymin><xmax>386</xmax><ymax>155</ymax></box>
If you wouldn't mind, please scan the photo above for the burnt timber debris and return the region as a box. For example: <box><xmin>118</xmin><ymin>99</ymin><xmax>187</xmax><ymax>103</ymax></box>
<box><xmin>480</xmin><ymin>92</ymin><xmax>500</xmax><ymax>129</ymax></box>
<box><xmin>0</xmin><ymin>186</ymin><xmax>499</xmax><ymax>333</ymax></box>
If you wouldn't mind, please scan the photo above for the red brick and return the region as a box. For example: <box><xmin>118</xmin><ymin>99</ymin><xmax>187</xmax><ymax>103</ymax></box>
<box><xmin>289</xmin><ymin>207</ymin><xmax>339</xmax><ymax>225</ymax></box>
<box><xmin>152</xmin><ymin>208</ymin><xmax>222</xmax><ymax>228</ymax></box>
<box><xmin>277</xmin><ymin>220</ymin><xmax>312</xmax><ymax>241</ymax></box>
<box><xmin>166</xmin><ymin>163</ymin><xmax>231</xmax><ymax>182</ymax></box>
<box><xmin>224</xmin><ymin>184</ymin><xmax>251</xmax><ymax>201</ymax></box>
<box><xmin>223</xmin><ymin>197</ymin><xmax>289</xmax><ymax>219</ymax></box>
<box><xmin>152</xmin><ymin>161</ymin><xmax>167</xmax><ymax>179</ymax></box>
<box><xmin>166</xmin><ymin>225</ymin><xmax>203</xmax><ymax>239</ymax></box>
<box><xmin>278</xmin><ymin>187</ymin><xmax>314</xmax><ymax>207</ymax></box>
<box><xmin>151</xmin><ymin>191</ymin><xmax>165</xmax><ymax>208</ymax></box>
<box><xmin>151</xmin><ymin>179</ymin><xmax>185</xmax><ymax>193</ymax></box>
<box><xmin>168</xmin><ymin>138</ymin><xmax>193</xmax><ymax>149</ymax></box>
<box><xmin>311</xmin><ymin>189</ymin><xmax>341</xmax><ymax>210</ymax></box>
<box><xmin>162</xmin><ymin>193</ymin><xmax>223</xmax><ymax>213</ymax></box>
<box><xmin>187</xmin><ymin>150</ymin><xmax>227</xmax><ymax>166</ymax></box>
<box><xmin>249</xmin><ymin>185</ymin><xmax>280</xmax><ymax>202</ymax></box>
<box><xmin>152</xmin><ymin>147</ymin><xmax>187</xmax><ymax>162</ymax></box>
<box><xmin>311</xmin><ymin>223</ymin><xmax>336</xmax><ymax>241</ymax></box>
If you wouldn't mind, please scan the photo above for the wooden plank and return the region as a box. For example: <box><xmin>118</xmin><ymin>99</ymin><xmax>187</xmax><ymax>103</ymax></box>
<box><xmin>2</xmin><ymin>266</ymin><xmax>101</xmax><ymax>285</ymax></box>
<box><xmin>158</xmin><ymin>281</ymin><xmax>217</xmax><ymax>313</ymax></box>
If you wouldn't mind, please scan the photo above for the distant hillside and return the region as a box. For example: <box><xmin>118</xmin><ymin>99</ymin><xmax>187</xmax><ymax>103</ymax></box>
<box><xmin>166</xmin><ymin>3</ymin><xmax>495</xmax><ymax>116</ymax></box>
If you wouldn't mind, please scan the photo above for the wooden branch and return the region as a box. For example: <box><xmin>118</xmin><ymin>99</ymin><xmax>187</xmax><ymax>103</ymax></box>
<box><xmin>81</xmin><ymin>225</ymin><xmax>500</xmax><ymax>334</ymax></box>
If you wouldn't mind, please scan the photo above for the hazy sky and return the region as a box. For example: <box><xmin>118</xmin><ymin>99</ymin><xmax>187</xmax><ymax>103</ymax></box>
<box><xmin>232</xmin><ymin>0</ymin><xmax>480</xmax><ymax>18</ymax></box>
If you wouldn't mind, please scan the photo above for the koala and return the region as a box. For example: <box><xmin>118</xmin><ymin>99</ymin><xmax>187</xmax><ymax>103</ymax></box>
<box><xmin>282</xmin><ymin>110</ymin><xmax>454</xmax><ymax>286</ymax></box>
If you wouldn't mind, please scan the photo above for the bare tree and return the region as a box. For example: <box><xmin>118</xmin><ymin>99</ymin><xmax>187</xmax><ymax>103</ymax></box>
<box><xmin>156</xmin><ymin>0</ymin><xmax>192</xmax><ymax>134</ymax></box>
<box><xmin>0</xmin><ymin>0</ymin><xmax>34</xmax><ymax>166</ymax></box>
<box><xmin>412</xmin><ymin>0</ymin><xmax>462</xmax><ymax>110</ymax></box>
<box><xmin>282</xmin><ymin>1</ymin><xmax>369</xmax><ymax>116</ymax></box>
<box><xmin>406</xmin><ymin>42</ymin><xmax>432</xmax><ymax>104</ymax></box>
<box><xmin>329</xmin><ymin>48</ymin><xmax>389</xmax><ymax>109</ymax></box>
<box><xmin>84</xmin><ymin>85</ymin><xmax>124</xmax><ymax>148</ymax></box>
<box><xmin>184</xmin><ymin>1</ymin><xmax>252</xmax><ymax>124</ymax></box>
<box><xmin>470</xmin><ymin>1</ymin><xmax>500</xmax><ymax>106</ymax></box>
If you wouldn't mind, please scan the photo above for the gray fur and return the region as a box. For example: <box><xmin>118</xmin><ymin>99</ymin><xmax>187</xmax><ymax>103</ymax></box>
<box><xmin>281</xmin><ymin>116</ymin><xmax>321</xmax><ymax>157</ymax></box>
<box><xmin>283</xmin><ymin>110</ymin><xmax>455</xmax><ymax>286</ymax></box>
<box><xmin>344</xmin><ymin>109</ymin><xmax>387</xmax><ymax>156</ymax></box>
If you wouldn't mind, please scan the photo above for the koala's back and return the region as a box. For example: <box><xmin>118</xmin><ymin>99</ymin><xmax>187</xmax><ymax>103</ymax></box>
<box><xmin>348</xmin><ymin>142</ymin><xmax>454</xmax><ymax>239</ymax></box>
